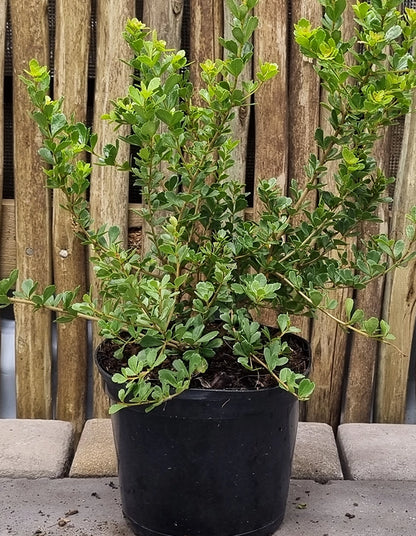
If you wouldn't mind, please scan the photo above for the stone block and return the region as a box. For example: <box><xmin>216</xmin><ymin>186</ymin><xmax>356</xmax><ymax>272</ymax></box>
<box><xmin>338</xmin><ymin>423</ymin><xmax>416</xmax><ymax>480</ymax></box>
<box><xmin>70</xmin><ymin>418</ymin><xmax>117</xmax><ymax>477</ymax></box>
<box><xmin>292</xmin><ymin>422</ymin><xmax>344</xmax><ymax>481</ymax></box>
<box><xmin>0</xmin><ymin>419</ymin><xmax>73</xmax><ymax>478</ymax></box>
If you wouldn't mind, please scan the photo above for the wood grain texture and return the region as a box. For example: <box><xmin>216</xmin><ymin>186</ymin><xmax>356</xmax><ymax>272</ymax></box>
<box><xmin>189</xmin><ymin>0</ymin><xmax>223</xmax><ymax>102</ymax></box>
<box><xmin>304</xmin><ymin>3</ymin><xmax>356</xmax><ymax>427</ymax></box>
<box><xmin>253</xmin><ymin>0</ymin><xmax>288</xmax><ymax>208</ymax></box>
<box><xmin>53</xmin><ymin>0</ymin><xmax>91</xmax><ymax>437</ymax></box>
<box><xmin>141</xmin><ymin>0</ymin><xmax>184</xmax><ymax>254</ymax></box>
<box><xmin>288</xmin><ymin>3</ymin><xmax>321</xmax><ymax>194</ymax></box>
<box><xmin>223</xmin><ymin>4</ymin><xmax>251</xmax><ymax>187</ymax></box>
<box><xmin>143</xmin><ymin>0</ymin><xmax>183</xmax><ymax>46</ymax></box>
<box><xmin>343</xmin><ymin>134</ymin><xmax>390</xmax><ymax>423</ymax></box>
<box><xmin>10</xmin><ymin>0</ymin><xmax>52</xmax><ymax>418</ymax></box>
<box><xmin>287</xmin><ymin>3</ymin><xmax>321</xmax><ymax>342</ymax></box>
<box><xmin>0</xmin><ymin>200</ymin><xmax>16</xmax><ymax>279</ymax></box>
<box><xmin>375</xmin><ymin>99</ymin><xmax>416</xmax><ymax>423</ymax></box>
<box><xmin>91</xmin><ymin>0</ymin><xmax>135</xmax><ymax>417</ymax></box>
<box><xmin>0</xmin><ymin>200</ymin><xmax>143</xmax><ymax>277</ymax></box>
<box><xmin>251</xmin><ymin>1</ymin><xmax>288</xmax><ymax>327</ymax></box>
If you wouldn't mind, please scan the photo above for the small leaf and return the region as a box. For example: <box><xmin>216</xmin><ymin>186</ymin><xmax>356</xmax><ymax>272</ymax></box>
<box><xmin>112</xmin><ymin>373</ymin><xmax>127</xmax><ymax>384</ymax></box>
<box><xmin>298</xmin><ymin>378</ymin><xmax>315</xmax><ymax>400</ymax></box>
<box><xmin>350</xmin><ymin>309</ymin><xmax>365</xmax><ymax>325</ymax></box>
<box><xmin>363</xmin><ymin>317</ymin><xmax>379</xmax><ymax>336</ymax></box>
<box><xmin>109</xmin><ymin>403</ymin><xmax>127</xmax><ymax>414</ymax></box>
<box><xmin>309</xmin><ymin>290</ymin><xmax>323</xmax><ymax>307</ymax></box>
<box><xmin>21</xmin><ymin>279</ymin><xmax>37</xmax><ymax>297</ymax></box>
<box><xmin>51</xmin><ymin>113</ymin><xmax>67</xmax><ymax>136</ymax></box>
<box><xmin>159</xmin><ymin>369</ymin><xmax>178</xmax><ymax>387</ymax></box>
<box><xmin>38</xmin><ymin>147</ymin><xmax>54</xmax><ymax>165</ymax></box>
<box><xmin>108</xmin><ymin>226</ymin><xmax>120</xmax><ymax>244</ymax></box>
<box><xmin>277</xmin><ymin>314</ymin><xmax>289</xmax><ymax>333</ymax></box>
<box><xmin>385</xmin><ymin>25</ymin><xmax>402</xmax><ymax>42</ymax></box>
<box><xmin>326</xmin><ymin>299</ymin><xmax>338</xmax><ymax>310</ymax></box>
<box><xmin>174</xmin><ymin>274</ymin><xmax>188</xmax><ymax>288</ymax></box>
<box><xmin>227</xmin><ymin>58</ymin><xmax>244</xmax><ymax>77</ymax></box>
<box><xmin>345</xmin><ymin>298</ymin><xmax>354</xmax><ymax>321</ymax></box>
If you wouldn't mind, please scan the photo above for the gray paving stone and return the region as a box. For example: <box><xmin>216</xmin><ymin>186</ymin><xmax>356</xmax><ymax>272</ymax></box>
<box><xmin>0</xmin><ymin>419</ymin><xmax>73</xmax><ymax>478</ymax></box>
<box><xmin>69</xmin><ymin>418</ymin><xmax>117</xmax><ymax>477</ymax></box>
<box><xmin>338</xmin><ymin>423</ymin><xmax>416</xmax><ymax>480</ymax></box>
<box><xmin>292</xmin><ymin>422</ymin><xmax>343</xmax><ymax>481</ymax></box>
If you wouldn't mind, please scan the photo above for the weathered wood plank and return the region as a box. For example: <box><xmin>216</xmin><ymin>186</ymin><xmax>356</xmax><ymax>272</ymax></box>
<box><xmin>288</xmin><ymin>3</ymin><xmax>321</xmax><ymax>420</ymax></box>
<box><xmin>91</xmin><ymin>0</ymin><xmax>135</xmax><ymax>417</ymax></box>
<box><xmin>253</xmin><ymin>0</ymin><xmax>288</xmax><ymax>204</ymax></box>
<box><xmin>251</xmin><ymin>1</ymin><xmax>288</xmax><ymax>327</ymax></box>
<box><xmin>288</xmin><ymin>3</ymin><xmax>321</xmax><ymax>196</ymax></box>
<box><xmin>375</xmin><ymin>99</ymin><xmax>416</xmax><ymax>423</ymax></box>
<box><xmin>0</xmin><ymin>200</ymin><xmax>143</xmax><ymax>278</ymax></box>
<box><xmin>287</xmin><ymin>2</ymin><xmax>321</xmax><ymax>343</ymax></box>
<box><xmin>53</xmin><ymin>0</ymin><xmax>91</xmax><ymax>437</ymax></box>
<box><xmin>304</xmin><ymin>3</ymin><xmax>356</xmax><ymax>427</ymax></box>
<box><xmin>0</xmin><ymin>200</ymin><xmax>16</xmax><ymax>280</ymax></box>
<box><xmin>189</xmin><ymin>0</ymin><xmax>223</xmax><ymax>102</ymax></box>
<box><xmin>10</xmin><ymin>0</ymin><xmax>52</xmax><ymax>418</ymax></box>
<box><xmin>223</xmin><ymin>4</ymin><xmax>251</xmax><ymax>187</ymax></box>
<box><xmin>342</xmin><ymin>134</ymin><xmax>390</xmax><ymax>423</ymax></box>
<box><xmin>143</xmin><ymin>0</ymin><xmax>183</xmax><ymax>46</ymax></box>
<box><xmin>141</xmin><ymin>0</ymin><xmax>184</xmax><ymax>254</ymax></box>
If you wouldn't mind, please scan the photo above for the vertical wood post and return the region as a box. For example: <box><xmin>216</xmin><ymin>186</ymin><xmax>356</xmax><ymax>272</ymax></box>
<box><xmin>53</xmin><ymin>0</ymin><xmax>91</xmax><ymax>437</ymax></box>
<box><xmin>223</xmin><ymin>4</ymin><xmax>252</xmax><ymax>187</ymax></box>
<box><xmin>251</xmin><ymin>1</ymin><xmax>288</xmax><ymax>327</ymax></box>
<box><xmin>253</xmin><ymin>0</ymin><xmax>288</xmax><ymax>201</ymax></box>
<box><xmin>141</xmin><ymin>0</ymin><xmax>184</xmax><ymax>255</ymax></box>
<box><xmin>10</xmin><ymin>0</ymin><xmax>51</xmax><ymax>418</ymax></box>
<box><xmin>91</xmin><ymin>0</ymin><xmax>135</xmax><ymax>417</ymax></box>
<box><xmin>305</xmin><ymin>3</ymin><xmax>356</xmax><ymax>427</ymax></box>
<box><xmin>189</xmin><ymin>0</ymin><xmax>223</xmax><ymax>102</ymax></box>
<box><xmin>287</xmin><ymin>2</ymin><xmax>321</xmax><ymax>342</ymax></box>
<box><xmin>342</xmin><ymin>134</ymin><xmax>391</xmax><ymax>423</ymax></box>
<box><xmin>143</xmin><ymin>0</ymin><xmax>183</xmax><ymax>46</ymax></box>
<box><xmin>375</xmin><ymin>100</ymin><xmax>416</xmax><ymax>423</ymax></box>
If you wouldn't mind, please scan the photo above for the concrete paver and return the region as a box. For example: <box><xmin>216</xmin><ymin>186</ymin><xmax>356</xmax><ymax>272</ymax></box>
<box><xmin>293</xmin><ymin>422</ymin><xmax>343</xmax><ymax>481</ymax></box>
<box><xmin>0</xmin><ymin>419</ymin><xmax>73</xmax><ymax>478</ymax></box>
<box><xmin>338</xmin><ymin>423</ymin><xmax>416</xmax><ymax>480</ymax></box>
<box><xmin>2</xmin><ymin>477</ymin><xmax>416</xmax><ymax>536</ymax></box>
<box><xmin>70</xmin><ymin>419</ymin><xmax>117</xmax><ymax>477</ymax></box>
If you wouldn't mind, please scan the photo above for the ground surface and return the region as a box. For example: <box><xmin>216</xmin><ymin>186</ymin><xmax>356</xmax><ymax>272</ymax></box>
<box><xmin>2</xmin><ymin>478</ymin><xmax>416</xmax><ymax>536</ymax></box>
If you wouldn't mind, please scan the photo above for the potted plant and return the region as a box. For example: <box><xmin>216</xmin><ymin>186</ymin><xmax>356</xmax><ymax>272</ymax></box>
<box><xmin>1</xmin><ymin>0</ymin><xmax>416</xmax><ymax>534</ymax></box>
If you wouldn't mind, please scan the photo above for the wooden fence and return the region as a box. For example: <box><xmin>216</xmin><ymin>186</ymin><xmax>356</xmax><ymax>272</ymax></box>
<box><xmin>0</xmin><ymin>0</ymin><xmax>415</xmax><ymax>436</ymax></box>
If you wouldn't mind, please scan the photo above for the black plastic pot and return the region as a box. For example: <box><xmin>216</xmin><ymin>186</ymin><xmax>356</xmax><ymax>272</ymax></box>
<box><xmin>96</xmin><ymin>346</ymin><xmax>305</xmax><ymax>536</ymax></box>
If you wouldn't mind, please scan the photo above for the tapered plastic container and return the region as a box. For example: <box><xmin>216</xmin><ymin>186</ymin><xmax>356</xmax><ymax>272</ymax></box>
<box><xmin>97</xmin><ymin>353</ymin><xmax>301</xmax><ymax>536</ymax></box>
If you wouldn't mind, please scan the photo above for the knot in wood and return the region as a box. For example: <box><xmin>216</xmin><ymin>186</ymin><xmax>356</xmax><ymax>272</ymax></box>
<box><xmin>172</xmin><ymin>0</ymin><xmax>183</xmax><ymax>15</ymax></box>
<box><xmin>239</xmin><ymin>106</ymin><xmax>248</xmax><ymax>124</ymax></box>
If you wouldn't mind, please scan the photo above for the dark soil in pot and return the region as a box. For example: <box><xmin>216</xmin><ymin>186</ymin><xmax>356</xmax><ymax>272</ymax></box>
<box><xmin>95</xmin><ymin>334</ymin><xmax>310</xmax><ymax>536</ymax></box>
<box><xmin>97</xmin><ymin>331</ymin><xmax>310</xmax><ymax>390</ymax></box>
